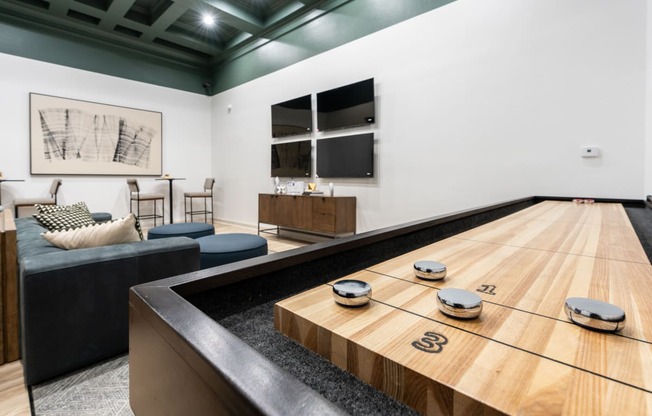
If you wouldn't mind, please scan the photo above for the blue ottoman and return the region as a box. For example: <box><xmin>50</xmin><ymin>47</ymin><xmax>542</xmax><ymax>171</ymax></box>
<box><xmin>197</xmin><ymin>233</ymin><xmax>268</xmax><ymax>269</ymax></box>
<box><xmin>91</xmin><ymin>212</ymin><xmax>112</xmax><ymax>223</ymax></box>
<box><xmin>148</xmin><ymin>223</ymin><xmax>215</xmax><ymax>240</ymax></box>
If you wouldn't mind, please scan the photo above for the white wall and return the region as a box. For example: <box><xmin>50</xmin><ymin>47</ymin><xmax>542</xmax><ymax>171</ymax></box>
<box><xmin>211</xmin><ymin>0</ymin><xmax>647</xmax><ymax>233</ymax></box>
<box><xmin>0</xmin><ymin>53</ymin><xmax>212</xmax><ymax>220</ymax></box>
<box><xmin>1</xmin><ymin>0</ymin><xmax>644</xmax><ymax>230</ymax></box>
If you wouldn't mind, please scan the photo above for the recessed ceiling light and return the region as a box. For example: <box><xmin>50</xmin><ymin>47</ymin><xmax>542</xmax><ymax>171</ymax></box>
<box><xmin>202</xmin><ymin>14</ymin><xmax>215</xmax><ymax>26</ymax></box>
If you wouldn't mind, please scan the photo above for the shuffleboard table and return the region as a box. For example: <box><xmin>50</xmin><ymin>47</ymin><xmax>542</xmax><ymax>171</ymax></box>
<box><xmin>129</xmin><ymin>197</ymin><xmax>652</xmax><ymax>415</ymax></box>
<box><xmin>275</xmin><ymin>200</ymin><xmax>651</xmax><ymax>415</ymax></box>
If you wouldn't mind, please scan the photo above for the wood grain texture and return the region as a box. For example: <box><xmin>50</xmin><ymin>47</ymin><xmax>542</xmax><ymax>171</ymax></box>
<box><xmin>275</xmin><ymin>201</ymin><xmax>652</xmax><ymax>415</ymax></box>
<box><xmin>258</xmin><ymin>194</ymin><xmax>356</xmax><ymax>236</ymax></box>
<box><xmin>0</xmin><ymin>357</ymin><xmax>29</xmax><ymax>416</ymax></box>
<box><xmin>1</xmin><ymin>209</ymin><xmax>19</xmax><ymax>363</ymax></box>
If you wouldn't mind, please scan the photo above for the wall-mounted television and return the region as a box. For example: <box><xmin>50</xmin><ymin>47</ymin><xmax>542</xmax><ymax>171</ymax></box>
<box><xmin>316</xmin><ymin>133</ymin><xmax>374</xmax><ymax>178</ymax></box>
<box><xmin>271</xmin><ymin>139</ymin><xmax>312</xmax><ymax>177</ymax></box>
<box><xmin>271</xmin><ymin>95</ymin><xmax>312</xmax><ymax>138</ymax></box>
<box><xmin>316</xmin><ymin>78</ymin><xmax>375</xmax><ymax>132</ymax></box>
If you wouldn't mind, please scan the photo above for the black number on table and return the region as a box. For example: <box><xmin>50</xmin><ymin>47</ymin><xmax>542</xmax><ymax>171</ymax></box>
<box><xmin>477</xmin><ymin>284</ymin><xmax>497</xmax><ymax>295</ymax></box>
<box><xmin>412</xmin><ymin>331</ymin><xmax>448</xmax><ymax>353</ymax></box>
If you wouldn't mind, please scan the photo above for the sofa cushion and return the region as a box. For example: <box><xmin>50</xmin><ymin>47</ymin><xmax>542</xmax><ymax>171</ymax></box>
<box><xmin>16</xmin><ymin>218</ymin><xmax>61</xmax><ymax>258</ymax></box>
<box><xmin>133</xmin><ymin>216</ymin><xmax>145</xmax><ymax>241</ymax></box>
<box><xmin>42</xmin><ymin>214</ymin><xmax>141</xmax><ymax>250</ymax></box>
<box><xmin>34</xmin><ymin>203</ymin><xmax>96</xmax><ymax>231</ymax></box>
<box><xmin>36</xmin><ymin>201</ymin><xmax>91</xmax><ymax>215</ymax></box>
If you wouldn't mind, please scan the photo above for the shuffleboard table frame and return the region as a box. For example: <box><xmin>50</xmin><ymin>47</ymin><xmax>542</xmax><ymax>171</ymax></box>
<box><xmin>128</xmin><ymin>196</ymin><xmax>647</xmax><ymax>416</ymax></box>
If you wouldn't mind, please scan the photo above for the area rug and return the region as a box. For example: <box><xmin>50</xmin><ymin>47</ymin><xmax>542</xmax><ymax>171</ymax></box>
<box><xmin>30</xmin><ymin>354</ymin><xmax>132</xmax><ymax>416</ymax></box>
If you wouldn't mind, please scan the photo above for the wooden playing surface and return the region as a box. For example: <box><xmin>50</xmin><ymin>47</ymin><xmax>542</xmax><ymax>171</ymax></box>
<box><xmin>274</xmin><ymin>201</ymin><xmax>652</xmax><ymax>415</ymax></box>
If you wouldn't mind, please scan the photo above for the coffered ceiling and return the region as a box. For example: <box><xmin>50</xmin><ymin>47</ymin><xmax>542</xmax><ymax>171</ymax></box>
<box><xmin>0</xmin><ymin>0</ymin><xmax>343</xmax><ymax>70</ymax></box>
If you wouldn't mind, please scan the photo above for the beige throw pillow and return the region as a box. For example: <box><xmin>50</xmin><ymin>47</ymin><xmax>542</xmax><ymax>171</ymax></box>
<box><xmin>42</xmin><ymin>213</ymin><xmax>140</xmax><ymax>250</ymax></box>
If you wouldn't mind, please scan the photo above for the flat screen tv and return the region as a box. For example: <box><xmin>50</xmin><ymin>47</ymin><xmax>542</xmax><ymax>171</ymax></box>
<box><xmin>316</xmin><ymin>133</ymin><xmax>374</xmax><ymax>178</ymax></box>
<box><xmin>271</xmin><ymin>95</ymin><xmax>312</xmax><ymax>138</ymax></box>
<box><xmin>271</xmin><ymin>140</ymin><xmax>312</xmax><ymax>178</ymax></box>
<box><xmin>316</xmin><ymin>78</ymin><xmax>375</xmax><ymax>132</ymax></box>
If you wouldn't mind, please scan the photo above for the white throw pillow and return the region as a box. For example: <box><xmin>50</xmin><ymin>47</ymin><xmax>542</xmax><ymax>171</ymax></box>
<box><xmin>42</xmin><ymin>213</ymin><xmax>141</xmax><ymax>250</ymax></box>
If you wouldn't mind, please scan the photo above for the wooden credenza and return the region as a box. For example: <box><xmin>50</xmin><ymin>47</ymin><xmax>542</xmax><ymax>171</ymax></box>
<box><xmin>258</xmin><ymin>194</ymin><xmax>356</xmax><ymax>237</ymax></box>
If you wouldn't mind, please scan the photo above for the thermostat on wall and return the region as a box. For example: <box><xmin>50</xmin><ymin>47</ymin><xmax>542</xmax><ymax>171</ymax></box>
<box><xmin>581</xmin><ymin>146</ymin><xmax>600</xmax><ymax>158</ymax></box>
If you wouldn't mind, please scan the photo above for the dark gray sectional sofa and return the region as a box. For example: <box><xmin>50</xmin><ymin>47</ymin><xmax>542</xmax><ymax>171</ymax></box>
<box><xmin>16</xmin><ymin>216</ymin><xmax>201</xmax><ymax>385</ymax></box>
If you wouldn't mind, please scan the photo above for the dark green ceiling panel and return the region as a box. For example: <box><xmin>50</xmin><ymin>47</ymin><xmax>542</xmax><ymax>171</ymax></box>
<box><xmin>0</xmin><ymin>18</ymin><xmax>210</xmax><ymax>94</ymax></box>
<box><xmin>210</xmin><ymin>0</ymin><xmax>457</xmax><ymax>94</ymax></box>
<box><xmin>0</xmin><ymin>0</ymin><xmax>456</xmax><ymax>95</ymax></box>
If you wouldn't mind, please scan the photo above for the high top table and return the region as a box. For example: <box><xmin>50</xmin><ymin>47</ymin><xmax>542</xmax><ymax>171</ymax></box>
<box><xmin>156</xmin><ymin>177</ymin><xmax>185</xmax><ymax>224</ymax></box>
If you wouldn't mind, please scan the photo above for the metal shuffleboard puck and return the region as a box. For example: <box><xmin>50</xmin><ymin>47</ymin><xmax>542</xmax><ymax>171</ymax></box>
<box><xmin>436</xmin><ymin>288</ymin><xmax>483</xmax><ymax>319</ymax></box>
<box><xmin>564</xmin><ymin>297</ymin><xmax>626</xmax><ymax>332</ymax></box>
<box><xmin>414</xmin><ymin>260</ymin><xmax>447</xmax><ymax>281</ymax></box>
<box><xmin>333</xmin><ymin>280</ymin><xmax>372</xmax><ymax>307</ymax></box>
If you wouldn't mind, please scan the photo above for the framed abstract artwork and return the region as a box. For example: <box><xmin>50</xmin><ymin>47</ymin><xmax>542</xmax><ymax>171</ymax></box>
<box><xmin>29</xmin><ymin>93</ymin><xmax>163</xmax><ymax>175</ymax></box>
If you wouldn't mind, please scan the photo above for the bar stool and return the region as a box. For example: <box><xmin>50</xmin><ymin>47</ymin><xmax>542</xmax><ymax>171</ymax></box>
<box><xmin>14</xmin><ymin>178</ymin><xmax>62</xmax><ymax>218</ymax></box>
<box><xmin>184</xmin><ymin>178</ymin><xmax>214</xmax><ymax>224</ymax></box>
<box><xmin>127</xmin><ymin>178</ymin><xmax>165</xmax><ymax>226</ymax></box>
